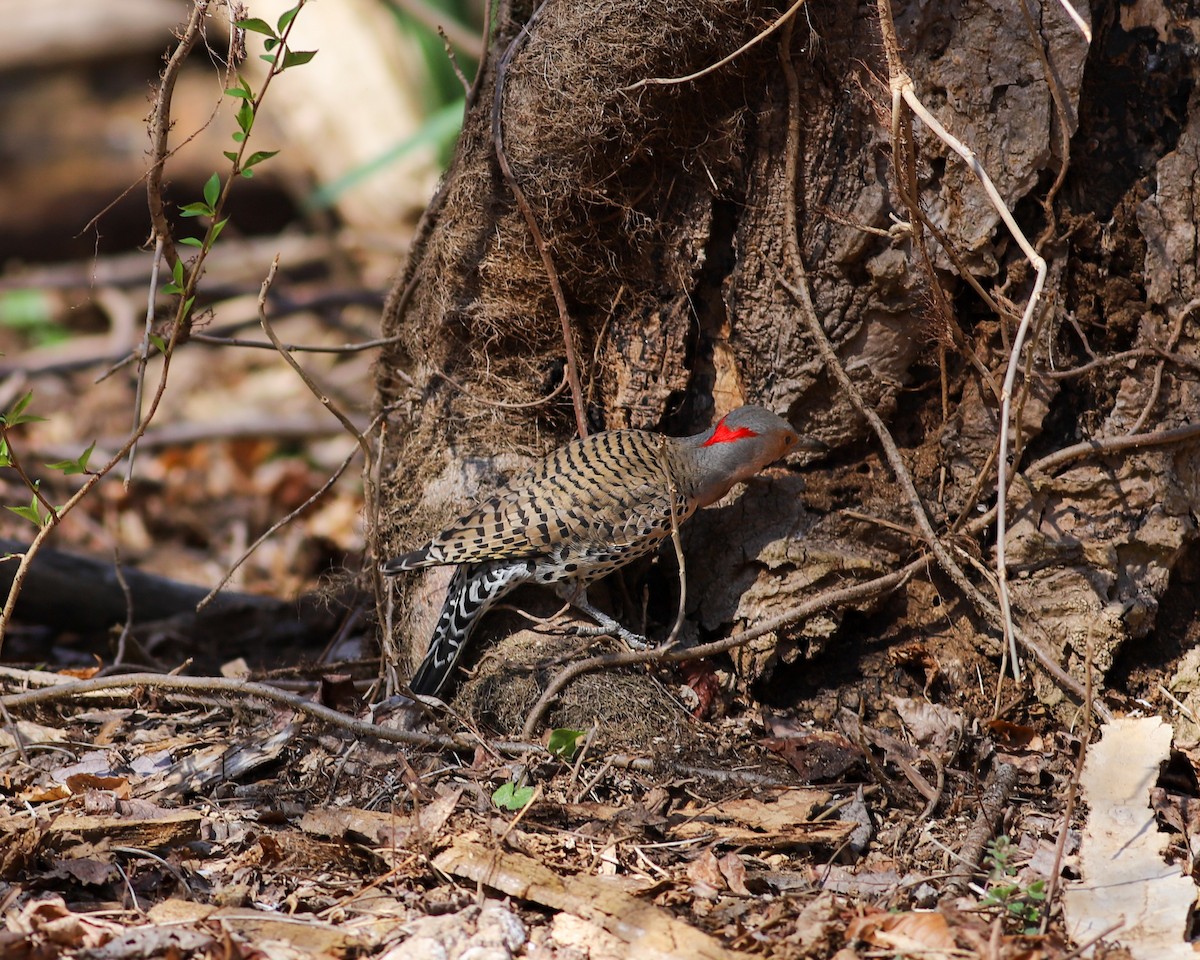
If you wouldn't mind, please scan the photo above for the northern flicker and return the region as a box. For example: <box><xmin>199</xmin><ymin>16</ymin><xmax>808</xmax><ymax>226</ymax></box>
<box><xmin>383</xmin><ymin>405</ymin><xmax>801</xmax><ymax>697</ymax></box>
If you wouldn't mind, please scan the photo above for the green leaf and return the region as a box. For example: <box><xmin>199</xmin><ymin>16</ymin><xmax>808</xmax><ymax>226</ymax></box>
<box><xmin>223</xmin><ymin>150</ymin><xmax>239</xmax><ymax>164</ymax></box>
<box><xmin>280</xmin><ymin>49</ymin><xmax>317</xmax><ymax>71</ymax></box>
<box><xmin>232</xmin><ymin>131</ymin><xmax>246</xmax><ymax>143</ymax></box>
<box><xmin>172</xmin><ymin>260</ymin><xmax>185</xmax><ymax>285</ymax></box>
<box><xmin>0</xmin><ymin>438</ymin><xmax>11</xmax><ymax>467</ymax></box>
<box><xmin>46</xmin><ymin>441</ymin><xmax>96</xmax><ymax>476</ymax></box>
<box><xmin>178</xmin><ymin>236</ymin><xmax>204</xmax><ymax>248</ymax></box>
<box><xmin>202</xmin><ymin>172</ymin><xmax>221</xmax><ymax>209</ymax></box>
<box><xmin>264</xmin><ymin>37</ymin><xmax>279</xmax><ymax>52</ymax></box>
<box><xmin>277</xmin><ymin>5</ymin><xmax>300</xmax><ymax>32</ymax></box>
<box><xmin>547</xmin><ymin>728</ymin><xmax>586</xmax><ymax>759</ymax></box>
<box><xmin>210</xmin><ymin>218</ymin><xmax>228</xmax><ymax>242</ymax></box>
<box><xmin>179</xmin><ymin>202</ymin><xmax>212</xmax><ymax>218</ymax></box>
<box><xmin>2</xmin><ymin>391</ymin><xmax>47</xmax><ymax>427</ymax></box>
<box><xmin>148</xmin><ymin>334</ymin><xmax>167</xmax><ymax>354</ymax></box>
<box><xmin>236</xmin><ymin>99</ymin><xmax>255</xmax><ymax>135</ymax></box>
<box><xmin>237</xmin><ymin>17</ymin><xmax>276</xmax><ymax>37</ymax></box>
<box><xmin>243</xmin><ymin>150</ymin><xmax>278</xmax><ymax>171</ymax></box>
<box><xmin>225</xmin><ymin>83</ymin><xmax>253</xmax><ymax>100</ymax></box>
<box><xmin>492</xmin><ymin>782</ymin><xmax>534</xmax><ymax>812</ymax></box>
<box><xmin>7</xmin><ymin>495</ymin><xmax>48</xmax><ymax>527</ymax></box>
<box><xmin>260</xmin><ymin>53</ymin><xmax>277</xmax><ymax>65</ymax></box>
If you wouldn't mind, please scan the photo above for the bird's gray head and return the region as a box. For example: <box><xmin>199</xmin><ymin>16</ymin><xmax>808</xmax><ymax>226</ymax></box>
<box><xmin>684</xmin><ymin>405</ymin><xmax>803</xmax><ymax>507</ymax></box>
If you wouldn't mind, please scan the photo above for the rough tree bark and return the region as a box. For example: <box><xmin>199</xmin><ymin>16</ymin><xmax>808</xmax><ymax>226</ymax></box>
<box><xmin>373</xmin><ymin>0</ymin><xmax>1200</xmax><ymax>728</ymax></box>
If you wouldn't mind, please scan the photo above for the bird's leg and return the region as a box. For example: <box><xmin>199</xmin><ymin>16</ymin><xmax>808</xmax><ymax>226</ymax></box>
<box><xmin>554</xmin><ymin>584</ymin><xmax>649</xmax><ymax>650</ymax></box>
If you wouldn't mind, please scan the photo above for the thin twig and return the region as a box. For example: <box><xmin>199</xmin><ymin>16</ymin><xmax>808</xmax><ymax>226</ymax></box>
<box><xmin>1</xmin><ymin>442</ymin><xmax>58</xmax><ymax>523</ymax></box>
<box><xmin>777</xmin><ymin>266</ymin><xmax>1099</xmax><ymax>710</ymax></box>
<box><xmin>108</xmin><ymin>549</ymin><xmax>136</xmax><ymax>672</ymax></box>
<box><xmin>1126</xmin><ymin>299</ymin><xmax>1192</xmax><ymax>435</ymax></box>
<box><xmin>1025</xmin><ymin>421</ymin><xmax>1200</xmax><ymax>478</ymax></box>
<box><xmin>1041</xmin><ymin>635</ymin><xmax>1092</xmax><ymax>933</ymax></box>
<box><xmin>379</xmin><ymin>0</ymin><xmax>478</xmax><ymax>53</ymax></box>
<box><xmin>877</xmin><ymin>0</ymin><xmax>1049</xmax><ymax>681</ymax></box>
<box><xmin>196</xmin><ymin>417</ymin><xmax>379</xmax><ymax>610</ymax></box>
<box><xmin>491</xmin><ymin>2</ymin><xmax>588</xmax><ymax>437</ymax></box>
<box><xmin>776</xmin><ymin>25</ymin><xmax>999</xmax><ymax>685</ymax></box>
<box><xmin>1017</xmin><ymin>0</ymin><xmax>1074</xmax><ymax>250</ymax></box>
<box><xmin>662</xmin><ymin>441</ymin><xmax>688</xmax><ymax>650</ymax></box>
<box><xmin>0</xmin><ymin>4</ymin><xmax>311</xmax><ymax>649</ymax></box>
<box><xmin>145</xmin><ymin>1</ymin><xmax>211</xmax><ymax>270</ymax></box>
<box><xmin>519</xmin><ymin>557</ymin><xmax>924</xmax><ymax>738</ymax></box>
<box><xmin>0</xmin><ymin>672</ymin><xmax>544</xmax><ymax>756</ymax></box>
<box><xmin>190</xmin><ymin>332</ymin><xmax>405</xmax><ymax>355</ymax></box>
<box><xmin>620</xmin><ymin>0</ymin><xmax>810</xmax><ymax>92</ymax></box>
<box><xmin>127</xmin><ymin>236</ymin><xmax>165</xmax><ymax>485</ymax></box>
<box><xmin>257</xmin><ymin>257</ymin><xmax>371</xmax><ymax>465</ymax></box>
<box><xmin>431</xmin><ymin>367</ymin><xmax>569</xmax><ymax>410</ymax></box>
<box><xmin>1055</xmin><ymin>0</ymin><xmax>1092</xmax><ymax>42</ymax></box>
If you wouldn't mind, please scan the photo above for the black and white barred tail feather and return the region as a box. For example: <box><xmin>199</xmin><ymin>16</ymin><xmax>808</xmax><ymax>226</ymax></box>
<box><xmin>408</xmin><ymin>561</ymin><xmax>529</xmax><ymax>697</ymax></box>
<box><xmin>381</xmin><ymin>545</ymin><xmax>433</xmax><ymax>574</ymax></box>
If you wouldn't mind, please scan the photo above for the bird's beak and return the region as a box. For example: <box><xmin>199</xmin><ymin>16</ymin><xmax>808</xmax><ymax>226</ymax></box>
<box><xmin>795</xmin><ymin>436</ymin><xmax>830</xmax><ymax>454</ymax></box>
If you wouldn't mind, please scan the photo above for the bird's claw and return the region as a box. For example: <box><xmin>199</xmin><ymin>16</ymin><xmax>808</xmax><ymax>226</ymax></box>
<box><xmin>573</xmin><ymin>620</ymin><xmax>650</xmax><ymax>650</ymax></box>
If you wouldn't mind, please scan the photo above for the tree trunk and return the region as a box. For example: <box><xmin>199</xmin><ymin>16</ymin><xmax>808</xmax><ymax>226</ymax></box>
<box><xmin>373</xmin><ymin>0</ymin><xmax>1200</xmax><ymax>723</ymax></box>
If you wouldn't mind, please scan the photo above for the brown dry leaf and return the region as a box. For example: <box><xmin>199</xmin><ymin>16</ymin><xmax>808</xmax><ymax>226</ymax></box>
<box><xmin>889</xmin><ymin>695</ymin><xmax>964</xmax><ymax>750</ymax></box>
<box><xmin>717</xmin><ymin>851</ymin><xmax>751</xmax><ymax>897</ymax></box>
<box><xmin>300</xmin><ymin>787</ymin><xmax>461</xmax><ymax>849</ymax></box>
<box><xmin>667</xmin><ymin>788</ymin><xmax>851</xmax><ymax>849</ymax></box>
<box><xmin>23</xmin><ymin>783</ymin><xmax>72</xmax><ymax>803</ymax></box>
<box><xmin>847</xmin><ymin>910</ymin><xmax>957</xmax><ymax>952</ymax></box>
<box><xmin>687</xmin><ymin>848</ymin><xmax>725</xmax><ymax>899</ymax></box>
<box><xmin>0</xmin><ymin>718</ymin><xmax>69</xmax><ymax>750</ymax></box>
<box><xmin>57</xmin><ymin>664</ymin><xmax>102</xmax><ymax>680</ymax></box>
<box><xmin>677</xmin><ymin>660</ymin><xmax>721</xmax><ymax>718</ymax></box>
<box><xmin>761</xmin><ymin>731</ymin><xmax>864</xmax><ymax>782</ymax></box>
<box><xmin>887</xmin><ymin>641</ymin><xmax>941</xmax><ymax>692</ymax></box>
<box><xmin>0</xmin><ymin>814</ymin><xmax>48</xmax><ymax>880</ymax></box>
<box><xmin>1151</xmin><ymin>787</ymin><xmax>1200</xmax><ymax>839</ymax></box>
<box><xmin>987</xmin><ymin>718</ymin><xmax>1045</xmax><ymax>751</ymax></box>
<box><xmin>212</xmin><ymin>908</ymin><xmax>365</xmax><ymax>956</ymax></box>
<box><xmin>8</xmin><ymin>895</ymin><xmax>124</xmax><ymax>948</ymax></box>
<box><xmin>68</xmin><ymin>774</ymin><xmax>130</xmax><ymax>798</ymax></box>
<box><xmin>146</xmin><ymin>899</ymin><xmax>217</xmax><ymax>923</ymax></box>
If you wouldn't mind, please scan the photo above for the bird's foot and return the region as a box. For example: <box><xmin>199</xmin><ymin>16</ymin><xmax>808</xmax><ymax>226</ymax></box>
<box><xmin>569</xmin><ymin>599</ymin><xmax>649</xmax><ymax>650</ymax></box>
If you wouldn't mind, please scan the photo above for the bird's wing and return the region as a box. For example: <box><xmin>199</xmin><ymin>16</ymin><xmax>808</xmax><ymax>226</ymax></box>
<box><xmin>408</xmin><ymin>431</ymin><xmax>690</xmax><ymax>566</ymax></box>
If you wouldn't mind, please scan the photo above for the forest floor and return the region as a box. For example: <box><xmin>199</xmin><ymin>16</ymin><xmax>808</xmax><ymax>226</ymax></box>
<box><xmin>0</xmin><ymin>272</ymin><xmax>1171</xmax><ymax>959</ymax></box>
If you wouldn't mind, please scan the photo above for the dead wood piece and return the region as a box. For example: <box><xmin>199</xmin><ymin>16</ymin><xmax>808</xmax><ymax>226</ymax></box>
<box><xmin>0</xmin><ymin>538</ymin><xmax>328</xmax><ymax>637</ymax></box>
<box><xmin>38</xmin><ymin>810</ymin><xmax>203</xmax><ymax>850</ymax></box>
<box><xmin>433</xmin><ymin>832</ymin><xmax>753</xmax><ymax>960</ymax></box>
<box><xmin>941</xmin><ymin>760</ymin><xmax>1020</xmax><ymax>899</ymax></box>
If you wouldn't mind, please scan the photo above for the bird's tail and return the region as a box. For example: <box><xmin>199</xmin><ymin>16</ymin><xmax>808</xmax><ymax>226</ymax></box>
<box><xmin>380</xmin><ymin>545</ymin><xmax>433</xmax><ymax>574</ymax></box>
<box><xmin>408</xmin><ymin>561</ymin><xmax>525</xmax><ymax>697</ymax></box>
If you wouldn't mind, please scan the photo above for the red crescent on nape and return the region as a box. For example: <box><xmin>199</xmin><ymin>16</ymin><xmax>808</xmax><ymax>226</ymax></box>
<box><xmin>702</xmin><ymin>418</ymin><xmax>759</xmax><ymax>446</ymax></box>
